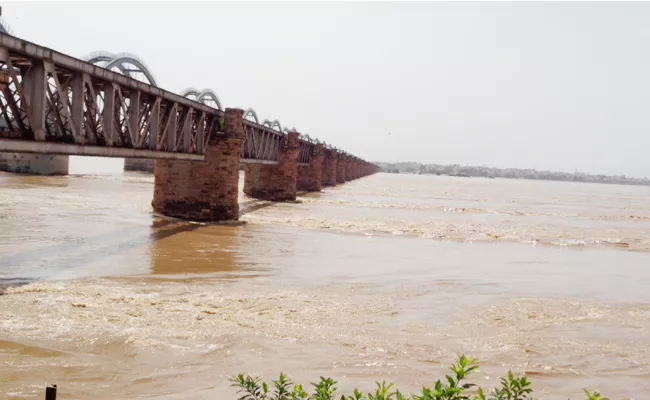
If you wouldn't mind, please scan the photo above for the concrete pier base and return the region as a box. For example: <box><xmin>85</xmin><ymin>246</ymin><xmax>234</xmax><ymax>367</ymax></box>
<box><xmin>0</xmin><ymin>152</ymin><xmax>69</xmax><ymax>175</ymax></box>
<box><xmin>124</xmin><ymin>158</ymin><xmax>154</xmax><ymax>173</ymax></box>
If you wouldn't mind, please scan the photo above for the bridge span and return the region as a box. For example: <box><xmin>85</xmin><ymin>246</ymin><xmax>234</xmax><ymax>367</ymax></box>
<box><xmin>0</xmin><ymin>32</ymin><xmax>379</xmax><ymax>222</ymax></box>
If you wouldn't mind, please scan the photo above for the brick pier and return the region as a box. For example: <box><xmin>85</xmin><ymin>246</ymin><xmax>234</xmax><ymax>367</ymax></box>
<box><xmin>151</xmin><ymin>108</ymin><xmax>244</xmax><ymax>221</ymax></box>
<box><xmin>243</xmin><ymin>131</ymin><xmax>300</xmax><ymax>201</ymax></box>
<box><xmin>337</xmin><ymin>154</ymin><xmax>347</xmax><ymax>183</ymax></box>
<box><xmin>322</xmin><ymin>148</ymin><xmax>338</xmax><ymax>187</ymax></box>
<box><xmin>351</xmin><ymin>159</ymin><xmax>360</xmax><ymax>180</ymax></box>
<box><xmin>346</xmin><ymin>159</ymin><xmax>354</xmax><ymax>181</ymax></box>
<box><xmin>296</xmin><ymin>143</ymin><xmax>324</xmax><ymax>192</ymax></box>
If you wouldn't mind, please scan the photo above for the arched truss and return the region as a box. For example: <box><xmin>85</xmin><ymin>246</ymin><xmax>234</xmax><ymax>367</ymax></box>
<box><xmin>262</xmin><ymin>119</ymin><xmax>283</xmax><ymax>132</ymax></box>
<box><xmin>76</xmin><ymin>51</ymin><xmax>326</xmax><ymax>144</ymax></box>
<box><xmin>80</xmin><ymin>51</ymin><xmax>158</xmax><ymax>87</ymax></box>
<box><xmin>300</xmin><ymin>133</ymin><xmax>318</xmax><ymax>143</ymax></box>
<box><xmin>243</xmin><ymin>108</ymin><xmax>259</xmax><ymax>124</ymax></box>
<box><xmin>181</xmin><ymin>88</ymin><xmax>223</xmax><ymax>110</ymax></box>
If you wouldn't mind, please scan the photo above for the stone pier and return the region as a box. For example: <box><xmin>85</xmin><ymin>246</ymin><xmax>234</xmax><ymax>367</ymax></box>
<box><xmin>346</xmin><ymin>158</ymin><xmax>354</xmax><ymax>181</ymax></box>
<box><xmin>0</xmin><ymin>153</ymin><xmax>69</xmax><ymax>175</ymax></box>
<box><xmin>336</xmin><ymin>154</ymin><xmax>347</xmax><ymax>183</ymax></box>
<box><xmin>296</xmin><ymin>143</ymin><xmax>324</xmax><ymax>192</ymax></box>
<box><xmin>151</xmin><ymin>108</ymin><xmax>244</xmax><ymax>222</ymax></box>
<box><xmin>351</xmin><ymin>160</ymin><xmax>360</xmax><ymax>180</ymax></box>
<box><xmin>321</xmin><ymin>148</ymin><xmax>338</xmax><ymax>187</ymax></box>
<box><xmin>124</xmin><ymin>158</ymin><xmax>155</xmax><ymax>173</ymax></box>
<box><xmin>244</xmin><ymin>131</ymin><xmax>300</xmax><ymax>201</ymax></box>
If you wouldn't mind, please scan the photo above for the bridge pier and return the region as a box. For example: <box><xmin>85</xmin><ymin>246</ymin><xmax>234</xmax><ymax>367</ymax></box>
<box><xmin>348</xmin><ymin>160</ymin><xmax>356</xmax><ymax>180</ymax></box>
<box><xmin>297</xmin><ymin>143</ymin><xmax>324</xmax><ymax>192</ymax></box>
<box><xmin>124</xmin><ymin>158</ymin><xmax>155</xmax><ymax>173</ymax></box>
<box><xmin>337</xmin><ymin>154</ymin><xmax>347</xmax><ymax>183</ymax></box>
<box><xmin>360</xmin><ymin>162</ymin><xmax>369</xmax><ymax>178</ymax></box>
<box><xmin>151</xmin><ymin>108</ymin><xmax>244</xmax><ymax>222</ymax></box>
<box><xmin>322</xmin><ymin>149</ymin><xmax>338</xmax><ymax>186</ymax></box>
<box><xmin>243</xmin><ymin>131</ymin><xmax>300</xmax><ymax>201</ymax></box>
<box><xmin>0</xmin><ymin>153</ymin><xmax>69</xmax><ymax>175</ymax></box>
<box><xmin>346</xmin><ymin>159</ymin><xmax>355</xmax><ymax>181</ymax></box>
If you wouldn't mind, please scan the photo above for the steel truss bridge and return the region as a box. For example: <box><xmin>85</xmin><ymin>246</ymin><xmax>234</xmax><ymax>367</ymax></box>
<box><xmin>0</xmin><ymin>32</ymin><xmax>356</xmax><ymax>166</ymax></box>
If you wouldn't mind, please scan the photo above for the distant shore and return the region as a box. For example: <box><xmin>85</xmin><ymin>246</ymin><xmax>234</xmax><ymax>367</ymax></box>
<box><xmin>376</xmin><ymin>162</ymin><xmax>650</xmax><ymax>186</ymax></box>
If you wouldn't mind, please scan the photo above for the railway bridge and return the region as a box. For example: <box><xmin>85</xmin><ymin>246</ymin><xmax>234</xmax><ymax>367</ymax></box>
<box><xmin>0</xmin><ymin>32</ymin><xmax>378</xmax><ymax>222</ymax></box>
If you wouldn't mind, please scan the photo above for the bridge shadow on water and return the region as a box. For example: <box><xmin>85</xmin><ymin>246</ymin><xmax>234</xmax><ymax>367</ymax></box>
<box><xmin>0</xmin><ymin>172</ymin><xmax>72</xmax><ymax>189</ymax></box>
<box><xmin>0</xmin><ymin>208</ymin><xmax>269</xmax><ymax>291</ymax></box>
<box><xmin>239</xmin><ymin>198</ymin><xmax>277</xmax><ymax>215</ymax></box>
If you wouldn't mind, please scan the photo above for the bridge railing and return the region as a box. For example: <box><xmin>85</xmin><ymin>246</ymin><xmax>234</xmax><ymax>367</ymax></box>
<box><xmin>241</xmin><ymin>120</ymin><xmax>284</xmax><ymax>163</ymax></box>
<box><xmin>0</xmin><ymin>32</ymin><xmax>223</xmax><ymax>160</ymax></box>
<box><xmin>297</xmin><ymin>139</ymin><xmax>315</xmax><ymax>164</ymax></box>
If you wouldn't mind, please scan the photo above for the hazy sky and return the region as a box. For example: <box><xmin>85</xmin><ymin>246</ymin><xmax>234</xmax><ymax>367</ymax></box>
<box><xmin>4</xmin><ymin>2</ymin><xmax>650</xmax><ymax>177</ymax></box>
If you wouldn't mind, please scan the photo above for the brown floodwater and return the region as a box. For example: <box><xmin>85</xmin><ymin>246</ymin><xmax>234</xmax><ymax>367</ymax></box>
<box><xmin>1</xmin><ymin>168</ymin><xmax>650</xmax><ymax>399</ymax></box>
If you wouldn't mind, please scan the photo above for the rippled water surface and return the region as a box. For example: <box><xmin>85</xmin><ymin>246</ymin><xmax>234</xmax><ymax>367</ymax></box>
<box><xmin>1</xmin><ymin>168</ymin><xmax>650</xmax><ymax>399</ymax></box>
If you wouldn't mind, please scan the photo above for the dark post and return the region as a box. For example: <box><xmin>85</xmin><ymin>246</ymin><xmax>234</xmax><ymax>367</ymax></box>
<box><xmin>45</xmin><ymin>385</ymin><xmax>57</xmax><ymax>400</ymax></box>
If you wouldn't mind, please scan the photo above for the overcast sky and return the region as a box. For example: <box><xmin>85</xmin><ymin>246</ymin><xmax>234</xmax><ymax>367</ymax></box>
<box><xmin>4</xmin><ymin>2</ymin><xmax>650</xmax><ymax>177</ymax></box>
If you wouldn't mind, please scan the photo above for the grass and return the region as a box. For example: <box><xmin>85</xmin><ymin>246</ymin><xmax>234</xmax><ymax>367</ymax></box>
<box><xmin>231</xmin><ymin>355</ymin><xmax>609</xmax><ymax>400</ymax></box>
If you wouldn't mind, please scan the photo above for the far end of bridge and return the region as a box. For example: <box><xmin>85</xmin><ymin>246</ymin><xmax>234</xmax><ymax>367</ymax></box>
<box><xmin>151</xmin><ymin>108</ymin><xmax>378</xmax><ymax>222</ymax></box>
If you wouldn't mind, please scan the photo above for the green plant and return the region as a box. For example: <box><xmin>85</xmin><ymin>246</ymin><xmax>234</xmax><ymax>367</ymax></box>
<box><xmin>583</xmin><ymin>390</ymin><xmax>609</xmax><ymax>400</ymax></box>
<box><xmin>478</xmin><ymin>371</ymin><xmax>534</xmax><ymax>400</ymax></box>
<box><xmin>231</xmin><ymin>356</ymin><xmax>608</xmax><ymax>400</ymax></box>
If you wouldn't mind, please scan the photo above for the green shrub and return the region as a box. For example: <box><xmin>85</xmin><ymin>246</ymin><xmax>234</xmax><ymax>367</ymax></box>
<box><xmin>231</xmin><ymin>355</ymin><xmax>610</xmax><ymax>400</ymax></box>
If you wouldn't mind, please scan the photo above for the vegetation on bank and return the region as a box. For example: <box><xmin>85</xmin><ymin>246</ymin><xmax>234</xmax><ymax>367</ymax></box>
<box><xmin>232</xmin><ymin>356</ymin><xmax>609</xmax><ymax>400</ymax></box>
<box><xmin>376</xmin><ymin>161</ymin><xmax>650</xmax><ymax>186</ymax></box>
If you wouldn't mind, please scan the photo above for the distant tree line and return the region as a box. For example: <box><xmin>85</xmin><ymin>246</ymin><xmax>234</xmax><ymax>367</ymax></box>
<box><xmin>375</xmin><ymin>161</ymin><xmax>650</xmax><ymax>186</ymax></box>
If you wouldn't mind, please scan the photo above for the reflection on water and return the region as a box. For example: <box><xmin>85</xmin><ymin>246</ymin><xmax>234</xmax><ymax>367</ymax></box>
<box><xmin>1</xmin><ymin>171</ymin><xmax>650</xmax><ymax>399</ymax></box>
<box><xmin>148</xmin><ymin>219</ymin><xmax>260</xmax><ymax>277</ymax></box>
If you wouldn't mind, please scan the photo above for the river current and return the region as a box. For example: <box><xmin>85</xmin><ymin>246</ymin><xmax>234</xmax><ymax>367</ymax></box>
<box><xmin>1</xmin><ymin>162</ymin><xmax>649</xmax><ymax>399</ymax></box>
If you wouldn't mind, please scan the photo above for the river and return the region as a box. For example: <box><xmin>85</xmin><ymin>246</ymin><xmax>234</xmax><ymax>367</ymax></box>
<box><xmin>1</xmin><ymin>164</ymin><xmax>649</xmax><ymax>399</ymax></box>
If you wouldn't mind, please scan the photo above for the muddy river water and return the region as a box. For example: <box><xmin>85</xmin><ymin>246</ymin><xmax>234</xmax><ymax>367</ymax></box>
<box><xmin>1</xmin><ymin>165</ymin><xmax>649</xmax><ymax>399</ymax></box>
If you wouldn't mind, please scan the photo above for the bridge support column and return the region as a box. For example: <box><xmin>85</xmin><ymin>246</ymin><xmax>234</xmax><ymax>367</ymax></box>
<box><xmin>297</xmin><ymin>143</ymin><xmax>324</xmax><ymax>192</ymax></box>
<box><xmin>336</xmin><ymin>154</ymin><xmax>347</xmax><ymax>183</ymax></box>
<box><xmin>322</xmin><ymin>149</ymin><xmax>337</xmax><ymax>186</ymax></box>
<box><xmin>0</xmin><ymin>153</ymin><xmax>69</xmax><ymax>175</ymax></box>
<box><xmin>124</xmin><ymin>158</ymin><xmax>154</xmax><ymax>173</ymax></box>
<box><xmin>361</xmin><ymin>163</ymin><xmax>370</xmax><ymax>177</ymax></box>
<box><xmin>346</xmin><ymin>159</ymin><xmax>354</xmax><ymax>181</ymax></box>
<box><xmin>244</xmin><ymin>131</ymin><xmax>300</xmax><ymax>201</ymax></box>
<box><xmin>152</xmin><ymin>108</ymin><xmax>244</xmax><ymax>222</ymax></box>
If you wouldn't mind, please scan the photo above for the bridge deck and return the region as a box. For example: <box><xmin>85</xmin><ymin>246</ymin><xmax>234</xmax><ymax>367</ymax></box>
<box><xmin>0</xmin><ymin>138</ymin><xmax>204</xmax><ymax>160</ymax></box>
